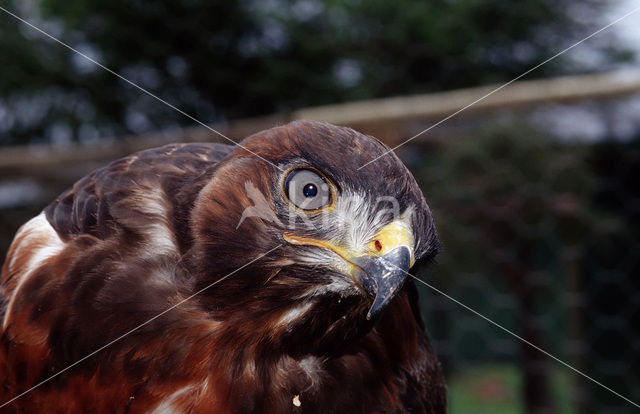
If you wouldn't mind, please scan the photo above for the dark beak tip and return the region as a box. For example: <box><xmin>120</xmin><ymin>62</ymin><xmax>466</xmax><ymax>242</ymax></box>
<box><xmin>355</xmin><ymin>246</ymin><xmax>411</xmax><ymax>320</ymax></box>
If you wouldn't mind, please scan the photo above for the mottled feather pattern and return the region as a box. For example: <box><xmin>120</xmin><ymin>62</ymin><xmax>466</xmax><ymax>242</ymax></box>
<box><xmin>1</xmin><ymin>121</ymin><xmax>445</xmax><ymax>413</ymax></box>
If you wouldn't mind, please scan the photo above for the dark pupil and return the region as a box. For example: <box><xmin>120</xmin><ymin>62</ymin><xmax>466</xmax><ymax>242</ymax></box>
<box><xmin>302</xmin><ymin>183</ymin><xmax>318</xmax><ymax>198</ymax></box>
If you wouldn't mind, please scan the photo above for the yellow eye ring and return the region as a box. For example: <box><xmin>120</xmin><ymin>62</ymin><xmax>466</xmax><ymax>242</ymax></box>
<box><xmin>280</xmin><ymin>166</ymin><xmax>336</xmax><ymax>213</ymax></box>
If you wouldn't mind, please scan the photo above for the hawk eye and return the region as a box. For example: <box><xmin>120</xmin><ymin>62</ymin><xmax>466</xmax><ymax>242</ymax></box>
<box><xmin>284</xmin><ymin>169</ymin><xmax>332</xmax><ymax>210</ymax></box>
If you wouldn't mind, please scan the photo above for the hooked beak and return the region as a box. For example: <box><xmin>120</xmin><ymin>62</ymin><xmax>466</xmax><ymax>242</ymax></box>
<box><xmin>353</xmin><ymin>245</ymin><xmax>411</xmax><ymax>320</ymax></box>
<box><xmin>284</xmin><ymin>220</ymin><xmax>414</xmax><ymax>320</ymax></box>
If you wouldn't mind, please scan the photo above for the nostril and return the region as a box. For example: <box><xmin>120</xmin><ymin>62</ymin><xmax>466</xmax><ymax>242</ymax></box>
<box><xmin>374</xmin><ymin>240</ymin><xmax>382</xmax><ymax>252</ymax></box>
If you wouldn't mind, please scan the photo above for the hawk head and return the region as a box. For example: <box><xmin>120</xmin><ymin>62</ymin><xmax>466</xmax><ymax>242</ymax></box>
<box><xmin>189</xmin><ymin>120</ymin><xmax>439</xmax><ymax>353</ymax></box>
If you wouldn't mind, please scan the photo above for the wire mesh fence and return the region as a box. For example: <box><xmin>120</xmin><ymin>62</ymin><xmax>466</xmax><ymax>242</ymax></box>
<box><xmin>406</xmin><ymin>119</ymin><xmax>640</xmax><ymax>413</ymax></box>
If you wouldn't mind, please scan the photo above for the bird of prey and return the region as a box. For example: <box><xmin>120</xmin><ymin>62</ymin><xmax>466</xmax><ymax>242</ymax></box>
<box><xmin>0</xmin><ymin>121</ymin><xmax>446</xmax><ymax>413</ymax></box>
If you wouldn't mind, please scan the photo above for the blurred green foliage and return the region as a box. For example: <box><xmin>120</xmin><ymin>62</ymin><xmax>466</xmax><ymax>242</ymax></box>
<box><xmin>0</xmin><ymin>0</ymin><xmax>625</xmax><ymax>145</ymax></box>
<box><xmin>409</xmin><ymin>127</ymin><xmax>640</xmax><ymax>413</ymax></box>
<box><xmin>416</xmin><ymin>125</ymin><xmax>594</xmax><ymax>280</ymax></box>
<box><xmin>448</xmin><ymin>363</ymin><xmax>574</xmax><ymax>414</ymax></box>
<box><xmin>411</xmin><ymin>125</ymin><xmax>596</xmax><ymax>411</ymax></box>
<box><xmin>581</xmin><ymin>138</ymin><xmax>640</xmax><ymax>413</ymax></box>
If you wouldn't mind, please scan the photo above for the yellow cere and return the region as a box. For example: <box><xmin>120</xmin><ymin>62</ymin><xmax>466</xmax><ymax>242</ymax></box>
<box><xmin>366</xmin><ymin>220</ymin><xmax>414</xmax><ymax>265</ymax></box>
<box><xmin>283</xmin><ymin>220</ymin><xmax>415</xmax><ymax>269</ymax></box>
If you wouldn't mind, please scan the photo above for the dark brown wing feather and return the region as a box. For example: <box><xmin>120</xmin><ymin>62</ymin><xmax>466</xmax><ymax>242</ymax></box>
<box><xmin>45</xmin><ymin>142</ymin><xmax>232</xmax><ymax>249</ymax></box>
<box><xmin>1</xmin><ymin>142</ymin><xmax>234</xmax><ymax>413</ymax></box>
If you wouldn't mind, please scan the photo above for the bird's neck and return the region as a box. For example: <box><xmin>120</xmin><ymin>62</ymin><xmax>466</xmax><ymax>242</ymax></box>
<box><xmin>189</xmin><ymin>292</ymin><xmax>422</xmax><ymax>412</ymax></box>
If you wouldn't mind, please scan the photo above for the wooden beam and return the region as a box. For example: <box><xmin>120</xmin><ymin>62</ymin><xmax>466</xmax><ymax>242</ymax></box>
<box><xmin>1</xmin><ymin>70</ymin><xmax>639</xmax><ymax>176</ymax></box>
<box><xmin>293</xmin><ymin>70</ymin><xmax>640</xmax><ymax>126</ymax></box>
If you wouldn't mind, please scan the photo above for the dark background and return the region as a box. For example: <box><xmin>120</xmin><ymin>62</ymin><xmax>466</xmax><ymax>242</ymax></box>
<box><xmin>1</xmin><ymin>1</ymin><xmax>639</xmax><ymax>412</ymax></box>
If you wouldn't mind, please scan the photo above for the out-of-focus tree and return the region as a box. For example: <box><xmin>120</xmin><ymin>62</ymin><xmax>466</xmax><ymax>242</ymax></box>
<box><xmin>411</xmin><ymin>125</ymin><xmax>598</xmax><ymax>413</ymax></box>
<box><xmin>0</xmin><ymin>0</ymin><xmax>629</xmax><ymax>145</ymax></box>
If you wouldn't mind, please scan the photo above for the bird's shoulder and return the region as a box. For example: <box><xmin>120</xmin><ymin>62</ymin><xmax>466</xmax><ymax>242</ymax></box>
<box><xmin>44</xmin><ymin>142</ymin><xmax>232</xmax><ymax>248</ymax></box>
